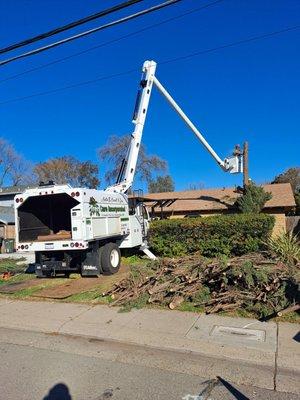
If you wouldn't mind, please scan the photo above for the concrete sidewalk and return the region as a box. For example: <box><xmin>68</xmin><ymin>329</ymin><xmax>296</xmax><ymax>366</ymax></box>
<box><xmin>0</xmin><ymin>298</ymin><xmax>299</xmax><ymax>394</ymax></box>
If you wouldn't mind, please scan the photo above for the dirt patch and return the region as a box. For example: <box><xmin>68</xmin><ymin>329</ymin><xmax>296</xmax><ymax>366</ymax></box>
<box><xmin>0</xmin><ymin>278</ymin><xmax>49</xmax><ymax>294</ymax></box>
<box><xmin>33</xmin><ymin>264</ymin><xmax>129</xmax><ymax>299</ymax></box>
<box><xmin>33</xmin><ymin>277</ymin><xmax>100</xmax><ymax>299</ymax></box>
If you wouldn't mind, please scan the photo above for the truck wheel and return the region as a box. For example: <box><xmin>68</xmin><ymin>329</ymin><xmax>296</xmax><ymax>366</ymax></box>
<box><xmin>101</xmin><ymin>243</ymin><xmax>121</xmax><ymax>275</ymax></box>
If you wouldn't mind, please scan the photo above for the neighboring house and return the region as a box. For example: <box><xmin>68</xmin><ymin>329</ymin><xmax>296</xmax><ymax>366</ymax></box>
<box><xmin>0</xmin><ymin>206</ymin><xmax>15</xmax><ymax>238</ymax></box>
<box><xmin>0</xmin><ymin>185</ymin><xmax>30</xmax><ymax>207</ymax></box>
<box><xmin>0</xmin><ymin>206</ymin><xmax>15</xmax><ymax>252</ymax></box>
<box><xmin>144</xmin><ymin>183</ymin><xmax>296</xmax><ymax>235</ymax></box>
<box><xmin>0</xmin><ymin>186</ymin><xmax>34</xmax><ymax>248</ymax></box>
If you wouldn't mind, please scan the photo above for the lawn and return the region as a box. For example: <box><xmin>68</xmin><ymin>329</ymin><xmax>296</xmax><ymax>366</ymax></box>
<box><xmin>0</xmin><ymin>257</ymin><xmax>69</xmax><ymax>298</ymax></box>
<box><xmin>0</xmin><ymin>257</ymin><xmax>27</xmax><ymax>274</ymax></box>
<box><xmin>0</xmin><ymin>257</ymin><xmax>31</xmax><ymax>287</ymax></box>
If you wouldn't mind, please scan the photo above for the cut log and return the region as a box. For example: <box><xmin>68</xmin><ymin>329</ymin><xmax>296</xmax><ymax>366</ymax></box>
<box><xmin>277</xmin><ymin>304</ymin><xmax>300</xmax><ymax>317</ymax></box>
<box><xmin>169</xmin><ymin>296</ymin><xmax>184</xmax><ymax>310</ymax></box>
<box><xmin>148</xmin><ymin>281</ymin><xmax>171</xmax><ymax>295</ymax></box>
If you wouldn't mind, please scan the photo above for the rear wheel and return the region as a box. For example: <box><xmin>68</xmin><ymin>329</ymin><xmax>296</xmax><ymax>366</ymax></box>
<box><xmin>101</xmin><ymin>243</ymin><xmax>121</xmax><ymax>275</ymax></box>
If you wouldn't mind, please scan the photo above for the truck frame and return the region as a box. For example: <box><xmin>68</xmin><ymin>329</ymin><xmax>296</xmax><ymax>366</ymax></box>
<box><xmin>14</xmin><ymin>60</ymin><xmax>243</xmax><ymax>277</ymax></box>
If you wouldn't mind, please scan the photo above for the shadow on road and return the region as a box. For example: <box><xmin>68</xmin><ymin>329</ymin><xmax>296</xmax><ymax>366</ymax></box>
<box><xmin>197</xmin><ymin>377</ymin><xmax>250</xmax><ymax>400</ymax></box>
<box><xmin>217</xmin><ymin>376</ymin><xmax>250</xmax><ymax>400</ymax></box>
<box><xmin>294</xmin><ymin>331</ymin><xmax>300</xmax><ymax>343</ymax></box>
<box><xmin>43</xmin><ymin>383</ymin><xmax>72</xmax><ymax>400</ymax></box>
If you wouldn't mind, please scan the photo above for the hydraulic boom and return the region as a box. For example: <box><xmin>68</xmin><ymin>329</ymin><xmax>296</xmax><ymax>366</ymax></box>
<box><xmin>106</xmin><ymin>60</ymin><xmax>243</xmax><ymax>194</ymax></box>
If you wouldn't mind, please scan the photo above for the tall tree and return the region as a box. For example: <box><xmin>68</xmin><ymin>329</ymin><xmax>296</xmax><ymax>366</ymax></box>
<box><xmin>0</xmin><ymin>137</ymin><xmax>33</xmax><ymax>186</ymax></box>
<box><xmin>272</xmin><ymin>167</ymin><xmax>300</xmax><ymax>192</ymax></box>
<box><xmin>34</xmin><ymin>156</ymin><xmax>99</xmax><ymax>188</ymax></box>
<box><xmin>98</xmin><ymin>135</ymin><xmax>167</xmax><ymax>185</ymax></box>
<box><xmin>148</xmin><ymin>175</ymin><xmax>175</xmax><ymax>193</ymax></box>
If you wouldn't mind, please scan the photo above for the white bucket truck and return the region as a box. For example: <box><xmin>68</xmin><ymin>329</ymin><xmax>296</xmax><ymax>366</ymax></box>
<box><xmin>14</xmin><ymin>60</ymin><xmax>242</xmax><ymax>277</ymax></box>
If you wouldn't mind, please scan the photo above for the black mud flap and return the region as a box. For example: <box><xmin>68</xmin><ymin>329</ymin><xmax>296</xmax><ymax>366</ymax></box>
<box><xmin>81</xmin><ymin>250</ymin><xmax>101</xmax><ymax>276</ymax></box>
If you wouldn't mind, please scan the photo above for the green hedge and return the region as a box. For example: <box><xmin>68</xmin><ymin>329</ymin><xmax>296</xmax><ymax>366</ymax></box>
<box><xmin>148</xmin><ymin>214</ymin><xmax>275</xmax><ymax>257</ymax></box>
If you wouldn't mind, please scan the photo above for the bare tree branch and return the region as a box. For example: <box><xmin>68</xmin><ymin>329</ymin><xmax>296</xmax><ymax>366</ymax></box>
<box><xmin>98</xmin><ymin>135</ymin><xmax>167</xmax><ymax>185</ymax></box>
<box><xmin>0</xmin><ymin>137</ymin><xmax>33</xmax><ymax>186</ymax></box>
<box><xmin>34</xmin><ymin>156</ymin><xmax>100</xmax><ymax>188</ymax></box>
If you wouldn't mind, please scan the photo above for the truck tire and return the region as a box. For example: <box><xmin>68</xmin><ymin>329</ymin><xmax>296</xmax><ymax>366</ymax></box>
<box><xmin>101</xmin><ymin>243</ymin><xmax>121</xmax><ymax>275</ymax></box>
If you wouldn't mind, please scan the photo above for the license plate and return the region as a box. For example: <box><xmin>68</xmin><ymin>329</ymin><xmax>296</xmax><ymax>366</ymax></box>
<box><xmin>45</xmin><ymin>243</ymin><xmax>54</xmax><ymax>250</ymax></box>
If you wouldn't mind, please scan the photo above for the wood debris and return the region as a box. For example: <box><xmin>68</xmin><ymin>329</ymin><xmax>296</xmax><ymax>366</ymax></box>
<box><xmin>103</xmin><ymin>253</ymin><xmax>299</xmax><ymax>317</ymax></box>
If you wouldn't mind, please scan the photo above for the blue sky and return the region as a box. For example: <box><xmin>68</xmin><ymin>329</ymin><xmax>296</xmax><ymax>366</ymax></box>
<box><xmin>0</xmin><ymin>0</ymin><xmax>299</xmax><ymax>191</ymax></box>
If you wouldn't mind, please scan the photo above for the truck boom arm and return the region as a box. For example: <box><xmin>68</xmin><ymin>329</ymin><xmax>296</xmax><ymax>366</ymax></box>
<box><xmin>106</xmin><ymin>60</ymin><xmax>243</xmax><ymax>194</ymax></box>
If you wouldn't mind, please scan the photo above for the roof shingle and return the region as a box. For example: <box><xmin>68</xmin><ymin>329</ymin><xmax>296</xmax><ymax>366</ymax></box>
<box><xmin>145</xmin><ymin>183</ymin><xmax>295</xmax><ymax>213</ymax></box>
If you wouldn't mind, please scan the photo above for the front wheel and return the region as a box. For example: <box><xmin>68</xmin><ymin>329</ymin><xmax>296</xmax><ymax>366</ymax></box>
<box><xmin>101</xmin><ymin>243</ymin><xmax>121</xmax><ymax>275</ymax></box>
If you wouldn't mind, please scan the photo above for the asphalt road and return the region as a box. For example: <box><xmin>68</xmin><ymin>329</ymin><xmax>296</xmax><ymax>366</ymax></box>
<box><xmin>0</xmin><ymin>327</ymin><xmax>298</xmax><ymax>400</ymax></box>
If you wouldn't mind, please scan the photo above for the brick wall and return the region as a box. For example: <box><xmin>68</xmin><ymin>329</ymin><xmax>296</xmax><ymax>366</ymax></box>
<box><xmin>271</xmin><ymin>214</ymin><xmax>286</xmax><ymax>237</ymax></box>
<box><xmin>0</xmin><ymin>224</ymin><xmax>16</xmax><ymax>239</ymax></box>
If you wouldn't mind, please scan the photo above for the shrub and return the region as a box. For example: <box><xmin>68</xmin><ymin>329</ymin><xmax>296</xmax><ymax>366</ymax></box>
<box><xmin>268</xmin><ymin>232</ymin><xmax>300</xmax><ymax>266</ymax></box>
<box><xmin>149</xmin><ymin>214</ymin><xmax>275</xmax><ymax>257</ymax></box>
<box><xmin>236</xmin><ymin>183</ymin><xmax>272</xmax><ymax>214</ymax></box>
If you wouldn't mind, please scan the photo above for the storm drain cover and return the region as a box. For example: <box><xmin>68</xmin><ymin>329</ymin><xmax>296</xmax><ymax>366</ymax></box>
<box><xmin>211</xmin><ymin>325</ymin><xmax>265</xmax><ymax>342</ymax></box>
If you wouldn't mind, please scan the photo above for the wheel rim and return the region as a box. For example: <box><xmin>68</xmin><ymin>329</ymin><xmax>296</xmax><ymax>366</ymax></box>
<box><xmin>110</xmin><ymin>249</ymin><xmax>119</xmax><ymax>268</ymax></box>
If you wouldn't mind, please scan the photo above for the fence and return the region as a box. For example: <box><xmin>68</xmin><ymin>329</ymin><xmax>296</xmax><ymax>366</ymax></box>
<box><xmin>286</xmin><ymin>216</ymin><xmax>300</xmax><ymax>234</ymax></box>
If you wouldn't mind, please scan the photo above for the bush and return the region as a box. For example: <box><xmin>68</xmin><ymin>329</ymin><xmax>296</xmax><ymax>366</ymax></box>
<box><xmin>268</xmin><ymin>232</ymin><xmax>300</xmax><ymax>266</ymax></box>
<box><xmin>236</xmin><ymin>183</ymin><xmax>272</xmax><ymax>213</ymax></box>
<box><xmin>149</xmin><ymin>214</ymin><xmax>275</xmax><ymax>257</ymax></box>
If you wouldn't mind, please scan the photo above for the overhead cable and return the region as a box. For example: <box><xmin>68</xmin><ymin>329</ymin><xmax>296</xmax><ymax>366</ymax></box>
<box><xmin>0</xmin><ymin>0</ymin><xmax>143</xmax><ymax>55</ymax></box>
<box><xmin>1</xmin><ymin>23</ymin><xmax>299</xmax><ymax>106</ymax></box>
<box><xmin>0</xmin><ymin>0</ymin><xmax>181</xmax><ymax>67</ymax></box>
<box><xmin>0</xmin><ymin>0</ymin><xmax>225</xmax><ymax>84</ymax></box>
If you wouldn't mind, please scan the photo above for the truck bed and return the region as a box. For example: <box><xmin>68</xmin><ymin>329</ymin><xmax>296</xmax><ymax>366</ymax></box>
<box><xmin>36</xmin><ymin>230</ymin><xmax>72</xmax><ymax>241</ymax></box>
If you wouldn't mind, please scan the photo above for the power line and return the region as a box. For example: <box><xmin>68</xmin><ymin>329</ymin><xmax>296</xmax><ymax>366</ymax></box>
<box><xmin>159</xmin><ymin>24</ymin><xmax>300</xmax><ymax>66</ymax></box>
<box><xmin>0</xmin><ymin>0</ymin><xmax>181</xmax><ymax>67</ymax></box>
<box><xmin>0</xmin><ymin>68</ymin><xmax>138</xmax><ymax>105</ymax></box>
<box><xmin>0</xmin><ymin>0</ymin><xmax>143</xmax><ymax>56</ymax></box>
<box><xmin>1</xmin><ymin>23</ymin><xmax>299</xmax><ymax>106</ymax></box>
<box><xmin>0</xmin><ymin>0</ymin><xmax>225</xmax><ymax>84</ymax></box>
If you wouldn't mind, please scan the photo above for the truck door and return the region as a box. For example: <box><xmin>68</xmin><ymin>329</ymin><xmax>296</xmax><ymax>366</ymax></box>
<box><xmin>71</xmin><ymin>207</ymin><xmax>84</xmax><ymax>240</ymax></box>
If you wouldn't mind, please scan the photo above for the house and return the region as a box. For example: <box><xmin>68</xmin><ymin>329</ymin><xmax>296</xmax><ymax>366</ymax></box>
<box><xmin>0</xmin><ymin>186</ymin><xmax>33</xmax><ymax>249</ymax></box>
<box><xmin>143</xmin><ymin>183</ymin><xmax>296</xmax><ymax>235</ymax></box>
<box><xmin>0</xmin><ymin>206</ymin><xmax>15</xmax><ymax>238</ymax></box>
<box><xmin>0</xmin><ymin>185</ymin><xmax>30</xmax><ymax>207</ymax></box>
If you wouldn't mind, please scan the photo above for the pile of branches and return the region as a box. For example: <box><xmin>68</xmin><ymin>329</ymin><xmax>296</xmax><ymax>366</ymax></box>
<box><xmin>103</xmin><ymin>253</ymin><xmax>299</xmax><ymax>317</ymax></box>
